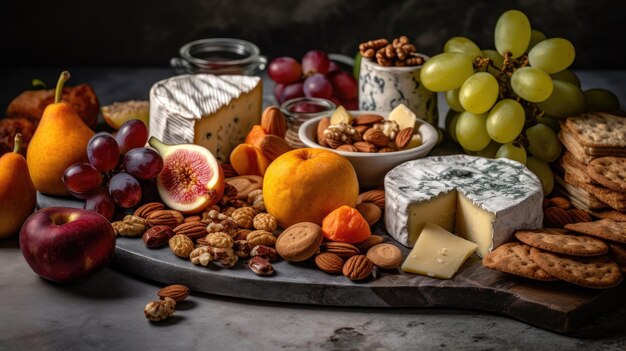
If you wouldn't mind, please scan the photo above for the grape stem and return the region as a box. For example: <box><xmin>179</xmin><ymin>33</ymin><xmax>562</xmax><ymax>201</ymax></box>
<box><xmin>54</xmin><ymin>71</ymin><xmax>71</xmax><ymax>104</ymax></box>
<box><xmin>13</xmin><ymin>133</ymin><xmax>23</xmax><ymax>154</ymax></box>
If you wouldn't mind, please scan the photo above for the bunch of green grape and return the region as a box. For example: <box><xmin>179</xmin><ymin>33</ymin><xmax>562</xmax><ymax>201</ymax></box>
<box><xmin>420</xmin><ymin>9</ymin><xmax>621</xmax><ymax>194</ymax></box>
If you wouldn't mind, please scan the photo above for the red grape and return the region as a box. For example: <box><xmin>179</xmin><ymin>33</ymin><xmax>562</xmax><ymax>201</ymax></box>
<box><xmin>302</xmin><ymin>50</ymin><xmax>330</xmax><ymax>75</ymax></box>
<box><xmin>63</xmin><ymin>163</ymin><xmax>103</xmax><ymax>194</ymax></box>
<box><xmin>116</xmin><ymin>119</ymin><xmax>148</xmax><ymax>155</ymax></box>
<box><xmin>123</xmin><ymin>147</ymin><xmax>164</xmax><ymax>180</ymax></box>
<box><xmin>109</xmin><ymin>173</ymin><xmax>142</xmax><ymax>208</ymax></box>
<box><xmin>303</xmin><ymin>73</ymin><xmax>333</xmax><ymax>99</ymax></box>
<box><xmin>274</xmin><ymin>83</ymin><xmax>285</xmax><ymax>103</ymax></box>
<box><xmin>84</xmin><ymin>187</ymin><xmax>115</xmax><ymax>221</ymax></box>
<box><xmin>328</xmin><ymin>70</ymin><xmax>358</xmax><ymax>100</ymax></box>
<box><xmin>328</xmin><ymin>61</ymin><xmax>341</xmax><ymax>73</ymax></box>
<box><xmin>340</xmin><ymin>98</ymin><xmax>359</xmax><ymax>110</ymax></box>
<box><xmin>88</xmin><ymin>132</ymin><xmax>120</xmax><ymax>172</ymax></box>
<box><xmin>280</xmin><ymin>82</ymin><xmax>305</xmax><ymax>104</ymax></box>
<box><xmin>268</xmin><ymin>57</ymin><xmax>302</xmax><ymax>84</ymax></box>
<box><xmin>291</xmin><ymin>102</ymin><xmax>328</xmax><ymax>113</ymax></box>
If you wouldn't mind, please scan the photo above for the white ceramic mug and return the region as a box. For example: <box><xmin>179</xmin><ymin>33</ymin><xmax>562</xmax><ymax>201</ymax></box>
<box><xmin>358</xmin><ymin>55</ymin><xmax>438</xmax><ymax>127</ymax></box>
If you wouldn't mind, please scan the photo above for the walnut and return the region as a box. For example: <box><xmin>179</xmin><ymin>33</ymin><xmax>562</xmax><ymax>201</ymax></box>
<box><xmin>189</xmin><ymin>246</ymin><xmax>214</xmax><ymax>266</ymax></box>
<box><xmin>112</xmin><ymin>215</ymin><xmax>147</xmax><ymax>237</ymax></box>
<box><xmin>144</xmin><ymin>297</ymin><xmax>176</xmax><ymax>322</ymax></box>
<box><xmin>169</xmin><ymin>234</ymin><xmax>195</xmax><ymax>258</ymax></box>
<box><xmin>253</xmin><ymin>213</ymin><xmax>278</xmax><ymax>232</ymax></box>
<box><xmin>231</xmin><ymin>207</ymin><xmax>256</xmax><ymax>228</ymax></box>
<box><xmin>233</xmin><ymin>240</ymin><xmax>252</xmax><ymax>258</ymax></box>
<box><xmin>247</xmin><ymin>230</ymin><xmax>276</xmax><ymax>247</ymax></box>
<box><xmin>223</xmin><ymin>183</ymin><xmax>238</xmax><ymax>198</ymax></box>
<box><xmin>373</xmin><ymin>120</ymin><xmax>399</xmax><ymax>140</ymax></box>
<box><xmin>323</xmin><ymin>123</ymin><xmax>360</xmax><ymax>148</ymax></box>
<box><xmin>211</xmin><ymin>247</ymin><xmax>238</xmax><ymax>268</ymax></box>
<box><xmin>202</xmin><ymin>209</ymin><xmax>228</xmax><ymax>222</ymax></box>
<box><xmin>247</xmin><ymin>189</ymin><xmax>265</xmax><ymax>212</ymax></box>
<box><xmin>206</xmin><ymin>217</ymin><xmax>238</xmax><ymax>237</ymax></box>
<box><xmin>221</xmin><ymin>206</ymin><xmax>237</xmax><ymax>217</ymax></box>
<box><xmin>205</xmin><ymin>232</ymin><xmax>234</xmax><ymax>248</ymax></box>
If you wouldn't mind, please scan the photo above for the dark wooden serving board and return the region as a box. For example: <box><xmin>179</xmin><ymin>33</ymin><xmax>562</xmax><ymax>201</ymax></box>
<box><xmin>37</xmin><ymin>192</ymin><xmax>626</xmax><ymax>334</ymax></box>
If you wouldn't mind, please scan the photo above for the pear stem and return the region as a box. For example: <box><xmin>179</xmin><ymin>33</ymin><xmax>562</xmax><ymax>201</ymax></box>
<box><xmin>54</xmin><ymin>71</ymin><xmax>71</xmax><ymax>104</ymax></box>
<box><xmin>13</xmin><ymin>133</ymin><xmax>23</xmax><ymax>154</ymax></box>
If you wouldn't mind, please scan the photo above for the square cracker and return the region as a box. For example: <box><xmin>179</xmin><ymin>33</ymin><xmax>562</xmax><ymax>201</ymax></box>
<box><xmin>564</xmin><ymin>113</ymin><xmax>626</xmax><ymax>149</ymax></box>
<box><xmin>560</xmin><ymin>151</ymin><xmax>594</xmax><ymax>184</ymax></box>
<box><xmin>587</xmin><ymin>157</ymin><xmax>626</xmax><ymax>193</ymax></box>
<box><xmin>558</xmin><ymin>129</ymin><xmax>596</xmax><ymax>164</ymax></box>
<box><xmin>590</xmin><ymin>209</ymin><xmax>626</xmax><ymax>222</ymax></box>
<box><xmin>556</xmin><ymin>174</ymin><xmax>607</xmax><ymax>210</ymax></box>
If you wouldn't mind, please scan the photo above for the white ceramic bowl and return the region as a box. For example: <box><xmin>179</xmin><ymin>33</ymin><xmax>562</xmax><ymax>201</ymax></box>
<box><xmin>299</xmin><ymin>111</ymin><xmax>438</xmax><ymax>188</ymax></box>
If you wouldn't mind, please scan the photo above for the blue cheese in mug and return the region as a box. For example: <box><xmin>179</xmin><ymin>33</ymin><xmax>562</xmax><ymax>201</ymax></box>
<box><xmin>384</xmin><ymin>155</ymin><xmax>543</xmax><ymax>256</ymax></box>
<box><xmin>149</xmin><ymin>74</ymin><xmax>262</xmax><ymax>163</ymax></box>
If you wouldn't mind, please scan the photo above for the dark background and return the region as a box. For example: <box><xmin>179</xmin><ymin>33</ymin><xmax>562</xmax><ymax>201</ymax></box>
<box><xmin>2</xmin><ymin>0</ymin><xmax>625</xmax><ymax>68</ymax></box>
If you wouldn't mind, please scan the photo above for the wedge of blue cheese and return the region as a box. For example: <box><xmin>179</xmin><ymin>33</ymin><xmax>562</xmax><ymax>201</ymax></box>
<box><xmin>384</xmin><ymin>155</ymin><xmax>543</xmax><ymax>257</ymax></box>
<box><xmin>149</xmin><ymin>74</ymin><xmax>262</xmax><ymax>163</ymax></box>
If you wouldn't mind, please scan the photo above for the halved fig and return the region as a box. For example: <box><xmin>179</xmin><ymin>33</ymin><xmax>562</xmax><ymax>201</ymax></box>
<box><xmin>148</xmin><ymin>137</ymin><xmax>224</xmax><ymax>214</ymax></box>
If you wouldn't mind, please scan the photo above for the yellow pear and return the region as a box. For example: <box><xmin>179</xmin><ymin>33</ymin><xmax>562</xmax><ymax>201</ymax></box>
<box><xmin>27</xmin><ymin>71</ymin><xmax>94</xmax><ymax>196</ymax></box>
<box><xmin>0</xmin><ymin>134</ymin><xmax>36</xmax><ymax>238</ymax></box>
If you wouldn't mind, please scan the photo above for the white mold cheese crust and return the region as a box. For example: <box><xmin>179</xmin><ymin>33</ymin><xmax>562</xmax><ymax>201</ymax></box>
<box><xmin>384</xmin><ymin>155</ymin><xmax>543</xmax><ymax>256</ymax></box>
<box><xmin>150</xmin><ymin>74</ymin><xmax>262</xmax><ymax>163</ymax></box>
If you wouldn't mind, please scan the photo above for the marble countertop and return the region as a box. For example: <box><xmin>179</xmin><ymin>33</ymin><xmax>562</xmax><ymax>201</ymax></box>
<box><xmin>1</xmin><ymin>67</ymin><xmax>625</xmax><ymax>350</ymax></box>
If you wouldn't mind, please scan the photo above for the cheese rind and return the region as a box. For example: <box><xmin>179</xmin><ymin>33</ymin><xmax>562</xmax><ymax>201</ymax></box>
<box><xmin>401</xmin><ymin>223</ymin><xmax>478</xmax><ymax>279</ymax></box>
<box><xmin>149</xmin><ymin>74</ymin><xmax>262</xmax><ymax>163</ymax></box>
<box><xmin>385</xmin><ymin>155</ymin><xmax>543</xmax><ymax>256</ymax></box>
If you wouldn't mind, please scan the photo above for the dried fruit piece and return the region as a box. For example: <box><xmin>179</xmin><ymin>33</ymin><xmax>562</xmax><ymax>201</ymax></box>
<box><xmin>149</xmin><ymin>137</ymin><xmax>225</xmax><ymax>214</ymax></box>
<box><xmin>322</xmin><ymin>206</ymin><xmax>371</xmax><ymax>244</ymax></box>
<box><xmin>157</xmin><ymin>284</ymin><xmax>190</xmax><ymax>302</ymax></box>
<box><xmin>314</xmin><ymin>253</ymin><xmax>344</xmax><ymax>274</ymax></box>
<box><xmin>244</xmin><ymin>125</ymin><xmax>268</xmax><ymax>145</ymax></box>
<box><xmin>143</xmin><ymin>225</ymin><xmax>175</xmax><ymax>248</ymax></box>
<box><xmin>254</xmin><ymin>134</ymin><xmax>292</xmax><ymax>161</ymax></box>
<box><xmin>144</xmin><ymin>297</ymin><xmax>176</xmax><ymax>322</ymax></box>
<box><xmin>342</xmin><ymin>255</ymin><xmax>374</xmax><ymax>281</ymax></box>
<box><xmin>229</xmin><ymin>144</ymin><xmax>270</xmax><ymax>177</ymax></box>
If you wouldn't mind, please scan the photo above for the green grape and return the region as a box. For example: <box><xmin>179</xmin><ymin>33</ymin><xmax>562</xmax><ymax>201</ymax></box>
<box><xmin>526</xmin><ymin>123</ymin><xmax>562</xmax><ymax>162</ymax></box>
<box><xmin>527</xmin><ymin>29</ymin><xmax>547</xmax><ymax>51</ymax></box>
<box><xmin>494</xmin><ymin>9</ymin><xmax>531</xmax><ymax>58</ymax></box>
<box><xmin>536</xmin><ymin>115</ymin><xmax>561</xmax><ymax>133</ymax></box>
<box><xmin>459</xmin><ymin>72</ymin><xmax>499</xmax><ymax>114</ymax></box>
<box><xmin>446</xmin><ymin>89</ymin><xmax>464</xmax><ymax>112</ymax></box>
<box><xmin>528</xmin><ymin>38</ymin><xmax>575</xmax><ymax>74</ymax></box>
<box><xmin>476</xmin><ymin>140</ymin><xmax>501</xmax><ymax>158</ymax></box>
<box><xmin>456</xmin><ymin>111</ymin><xmax>490</xmax><ymax>151</ymax></box>
<box><xmin>353</xmin><ymin>52</ymin><xmax>362</xmax><ymax>80</ymax></box>
<box><xmin>420</xmin><ymin>52</ymin><xmax>474</xmax><ymax>92</ymax></box>
<box><xmin>445</xmin><ymin>109</ymin><xmax>461</xmax><ymax>143</ymax></box>
<box><xmin>511</xmin><ymin>67</ymin><xmax>553</xmax><ymax>102</ymax></box>
<box><xmin>496</xmin><ymin>143</ymin><xmax>527</xmax><ymax>165</ymax></box>
<box><xmin>526</xmin><ymin>156</ymin><xmax>554</xmax><ymax>195</ymax></box>
<box><xmin>444</xmin><ymin>36</ymin><xmax>482</xmax><ymax>59</ymax></box>
<box><xmin>481</xmin><ymin>49</ymin><xmax>504</xmax><ymax>69</ymax></box>
<box><xmin>537</xmin><ymin>80</ymin><xmax>585</xmax><ymax>119</ymax></box>
<box><xmin>486</xmin><ymin>99</ymin><xmax>525</xmax><ymax>143</ymax></box>
<box><xmin>584</xmin><ymin>88</ymin><xmax>621</xmax><ymax>112</ymax></box>
<box><xmin>551</xmin><ymin>69</ymin><xmax>580</xmax><ymax>87</ymax></box>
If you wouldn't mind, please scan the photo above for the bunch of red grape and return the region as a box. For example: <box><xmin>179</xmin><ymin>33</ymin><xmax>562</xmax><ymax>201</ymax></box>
<box><xmin>62</xmin><ymin>119</ymin><xmax>163</xmax><ymax>220</ymax></box>
<box><xmin>269</xmin><ymin>50</ymin><xmax>358</xmax><ymax>109</ymax></box>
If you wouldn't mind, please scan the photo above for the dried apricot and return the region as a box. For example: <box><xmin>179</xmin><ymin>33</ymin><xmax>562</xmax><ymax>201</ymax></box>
<box><xmin>229</xmin><ymin>144</ymin><xmax>270</xmax><ymax>177</ymax></box>
<box><xmin>322</xmin><ymin>205</ymin><xmax>371</xmax><ymax>244</ymax></box>
<box><xmin>244</xmin><ymin>125</ymin><xmax>268</xmax><ymax>145</ymax></box>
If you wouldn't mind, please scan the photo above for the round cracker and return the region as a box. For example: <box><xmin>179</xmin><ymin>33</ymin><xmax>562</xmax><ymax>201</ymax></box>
<box><xmin>564</xmin><ymin>219</ymin><xmax>626</xmax><ymax>244</ymax></box>
<box><xmin>482</xmin><ymin>242</ymin><xmax>556</xmax><ymax>281</ymax></box>
<box><xmin>515</xmin><ymin>229</ymin><xmax>608</xmax><ymax>256</ymax></box>
<box><xmin>529</xmin><ymin>247</ymin><xmax>623</xmax><ymax>289</ymax></box>
<box><xmin>608</xmin><ymin>242</ymin><xmax>626</xmax><ymax>273</ymax></box>
<box><xmin>587</xmin><ymin>157</ymin><xmax>626</xmax><ymax>193</ymax></box>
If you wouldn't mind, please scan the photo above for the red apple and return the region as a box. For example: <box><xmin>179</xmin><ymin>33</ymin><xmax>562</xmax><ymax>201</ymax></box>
<box><xmin>19</xmin><ymin>207</ymin><xmax>116</xmax><ymax>283</ymax></box>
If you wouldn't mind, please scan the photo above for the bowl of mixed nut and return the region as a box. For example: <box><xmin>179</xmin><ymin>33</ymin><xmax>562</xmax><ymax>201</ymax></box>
<box><xmin>298</xmin><ymin>106</ymin><xmax>438</xmax><ymax>187</ymax></box>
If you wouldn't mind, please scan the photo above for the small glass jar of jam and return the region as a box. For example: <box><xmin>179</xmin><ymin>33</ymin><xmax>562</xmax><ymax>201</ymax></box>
<box><xmin>281</xmin><ymin>97</ymin><xmax>336</xmax><ymax>148</ymax></box>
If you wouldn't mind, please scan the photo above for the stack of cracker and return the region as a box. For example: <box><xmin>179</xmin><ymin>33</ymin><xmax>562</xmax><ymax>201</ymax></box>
<box><xmin>483</xmin><ymin>220</ymin><xmax>626</xmax><ymax>289</ymax></box>
<box><xmin>555</xmin><ymin>113</ymin><xmax>626</xmax><ymax>217</ymax></box>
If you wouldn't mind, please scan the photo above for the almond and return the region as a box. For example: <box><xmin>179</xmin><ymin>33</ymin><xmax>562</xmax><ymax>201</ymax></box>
<box><xmin>378</xmin><ymin>147</ymin><xmax>396</xmax><ymax>153</ymax></box>
<box><xmin>354</xmin><ymin>125</ymin><xmax>369</xmax><ymax>134</ymax></box>
<box><xmin>261</xmin><ymin>106</ymin><xmax>287</xmax><ymax>138</ymax></box>
<box><xmin>353</xmin><ymin>141</ymin><xmax>377</xmax><ymax>153</ymax></box>
<box><xmin>314</xmin><ymin>252</ymin><xmax>344</xmax><ymax>274</ymax></box>
<box><xmin>543</xmin><ymin>207</ymin><xmax>570</xmax><ymax>228</ymax></box>
<box><xmin>546</xmin><ymin>197</ymin><xmax>571</xmax><ymax>210</ymax></box>
<box><xmin>134</xmin><ymin>202</ymin><xmax>165</xmax><ymax>219</ymax></box>
<box><xmin>342</xmin><ymin>255</ymin><xmax>374</xmax><ymax>281</ymax></box>
<box><xmin>395</xmin><ymin>127</ymin><xmax>414</xmax><ymax>149</ymax></box>
<box><xmin>354</xmin><ymin>114</ymin><xmax>384</xmax><ymax>125</ymax></box>
<box><xmin>255</xmin><ymin>134</ymin><xmax>292</xmax><ymax>161</ymax></box>
<box><xmin>363</xmin><ymin>128</ymin><xmax>389</xmax><ymax>147</ymax></box>
<box><xmin>356</xmin><ymin>202</ymin><xmax>382</xmax><ymax>226</ymax></box>
<box><xmin>158</xmin><ymin>284</ymin><xmax>190</xmax><ymax>302</ymax></box>
<box><xmin>355</xmin><ymin>235</ymin><xmax>385</xmax><ymax>252</ymax></box>
<box><xmin>173</xmin><ymin>221</ymin><xmax>209</xmax><ymax>240</ymax></box>
<box><xmin>326</xmin><ymin>138</ymin><xmax>344</xmax><ymax>149</ymax></box>
<box><xmin>358</xmin><ymin>190</ymin><xmax>385</xmax><ymax>209</ymax></box>
<box><xmin>321</xmin><ymin>242</ymin><xmax>360</xmax><ymax>258</ymax></box>
<box><xmin>147</xmin><ymin>210</ymin><xmax>185</xmax><ymax>228</ymax></box>
<box><xmin>317</xmin><ymin>117</ymin><xmax>331</xmax><ymax>147</ymax></box>
<box><xmin>567</xmin><ymin>209</ymin><xmax>592</xmax><ymax>223</ymax></box>
<box><xmin>337</xmin><ymin>144</ymin><xmax>358</xmax><ymax>152</ymax></box>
